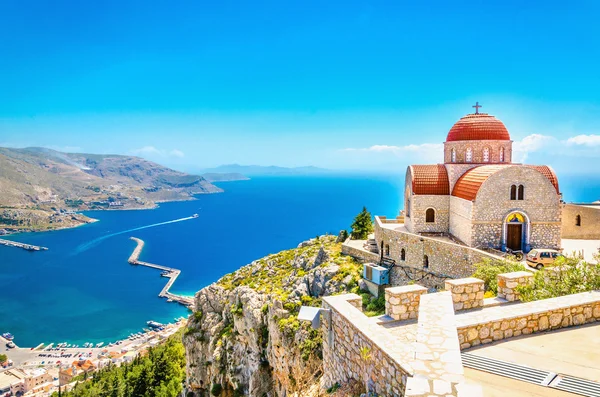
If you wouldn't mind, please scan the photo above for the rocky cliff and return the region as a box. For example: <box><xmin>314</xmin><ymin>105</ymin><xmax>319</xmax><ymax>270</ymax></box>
<box><xmin>183</xmin><ymin>235</ymin><xmax>368</xmax><ymax>397</ymax></box>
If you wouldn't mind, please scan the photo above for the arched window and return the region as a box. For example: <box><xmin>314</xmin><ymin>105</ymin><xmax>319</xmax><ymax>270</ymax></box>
<box><xmin>510</xmin><ymin>185</ymin><xmax>517</xmax><ymax>200</ymax></box>
<box><xmin>576</xmin><ymin>215</ymin><xmax>581</xmax><ymax>226</ymax></box>
<box><xmin>483</xmin><ymin>147</ymin><xmax>490</xmax><ymax>162</ymax></box>
<box><xmin>465</xmin><ymin>147</ymin><xmax>473</xmax><ymax>163</ymax></box>
<box><xmin>385</xmin><ymin>244</ymin><xmax>390</xmax><ymax>256</ymax></box>
<box><xmin>423</xmin><ymin>255</ymin><xmax>429</xmax><ymax>269</ymax></box>
<box><xmin>451</xmin><ymin>148</ymin><xmax>456</xmax><ymax>163</ymax></box>
<box><xmin>518</xmin><ymin>185</ymin><xmax>524</xmax><ymax>200</ymax></box>
<box><xmin>425</xmin><ymin>208</ymin><xmax>435</xmax><ymax>223</ymax></box>
<box><xmin>400</xmin><ymin>248</ymin><xmax>406</xmax><ymax>261</ymax></box>
<box><xmin>499</xmin><ymin>147</ymin><xmax>505</xmax><ymax>163</ymax></box>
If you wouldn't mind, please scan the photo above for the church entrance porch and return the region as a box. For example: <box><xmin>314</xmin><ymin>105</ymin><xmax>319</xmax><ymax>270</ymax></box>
<box><xmin>502</xmin><ymin>211</ymin><xmax>530</xmax><ymax>252</ymax></box>
<box><xmin>506</xmin><ymin>224</ymin><xmax>522</xmax><ymax>251</ymax></box>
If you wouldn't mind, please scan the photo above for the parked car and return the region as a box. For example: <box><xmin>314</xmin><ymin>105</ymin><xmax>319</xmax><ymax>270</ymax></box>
<box><xmin>526</xmin><ymin>249</ymin><xmax>564</xmax><ymax>269</ymax></box>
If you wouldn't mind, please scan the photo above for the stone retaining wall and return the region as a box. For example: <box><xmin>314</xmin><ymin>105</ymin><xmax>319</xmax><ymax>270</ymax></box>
<box><xmin>340</xmin><ymin>240</ymin><xmax>380</xmax><ymax>263</ymax></box>
<box><xmin>374</xmin><ymin>217</ymin><xmax>496</xmax><ymax>283</ymax></box>
<box><xmin>322</xmin><ymin>295</ymin><xmax>411</xmax><ymax>397</ymax></box>
<box><xmin>456</xmin><ymin>290</ymin><xmax>600</xmax><ymax>350</ymax></box>
<box><xmin>444</xmin><ymin>277</ymin><xmax>485</xmax><ymax>311</ymax></box>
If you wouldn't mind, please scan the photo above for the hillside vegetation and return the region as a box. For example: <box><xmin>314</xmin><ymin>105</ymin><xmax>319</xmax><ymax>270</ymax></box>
<box><xmin>0</xmin><ymin>147</ymin><xmax>221</xmax><ymax>233</ymax></box>
<box><xmin>183</xmin><ymin>235</ymin><xmax>370</xmax><ymax>397</ymax></box>
<box><xmin>54</xmin><ymin>330</ymin><xmax>186</xmax><ymax>397</ymax></box>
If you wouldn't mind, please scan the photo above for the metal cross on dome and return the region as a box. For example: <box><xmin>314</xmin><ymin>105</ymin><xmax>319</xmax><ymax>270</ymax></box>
<box><xmin>472</xmin><ymin>102</ymin><xmax>482</xmax><ymax>114</ymax></box>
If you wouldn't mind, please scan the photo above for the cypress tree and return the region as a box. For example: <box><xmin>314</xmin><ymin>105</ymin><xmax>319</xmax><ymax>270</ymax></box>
<box><xmin>351</xmin><ymin>207</ymin><xmax>374</xmax><ymax>239</ymax></box>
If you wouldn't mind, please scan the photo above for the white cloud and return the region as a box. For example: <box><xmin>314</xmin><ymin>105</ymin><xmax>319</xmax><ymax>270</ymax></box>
<box><xmin>566</xmin><ymin>134</ymin><xmax>600</xmax><ymax>147</ymax></box>
<box><xmin>338</xmin><ymin>143</ymin><xmax>444</xmax><ymax>167</ymax></box>
<box><xmin>169</xmin><ymin>149</ymin><xmax>185</xmax><ymax>158</ymax></box>
<box><xmin>131</xmin><ymin>146</ymin><xmax>163</xmax><ymax>156</ymax></box>
<box><xmin>512</xmin><ymin>134</ymin><xmax>557</xmax><ymax>162</ymax></box>
<box><xmin>130</xmin><ymin>146</ymin><xmax>185</xmax><ymax>158</ymax></box>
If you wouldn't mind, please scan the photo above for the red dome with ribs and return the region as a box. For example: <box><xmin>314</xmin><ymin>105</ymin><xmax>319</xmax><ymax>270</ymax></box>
<box><xmin>446</xmin><ymin>113</ymin><xmax>510</xmax><ymax>142</ymax></box>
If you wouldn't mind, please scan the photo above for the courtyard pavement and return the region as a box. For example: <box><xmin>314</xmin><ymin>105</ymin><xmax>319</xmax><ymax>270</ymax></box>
<box><xmin>464</xmin><ymin>322</ymin><xmax>600</xmax><ymax>396</ymax></box>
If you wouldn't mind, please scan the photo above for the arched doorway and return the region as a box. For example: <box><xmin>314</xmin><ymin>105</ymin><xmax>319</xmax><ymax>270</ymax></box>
<box><xmin>503</xmin><ymin>211</ymin><xmax>530</xmax><ymax>252</ymax></box>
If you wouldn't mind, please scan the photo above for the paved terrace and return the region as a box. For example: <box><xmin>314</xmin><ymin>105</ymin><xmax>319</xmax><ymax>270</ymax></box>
<box><xmin>322</xmin><ymin>274</ymin><xmax>600</xmax><ymax>397</ymax></box>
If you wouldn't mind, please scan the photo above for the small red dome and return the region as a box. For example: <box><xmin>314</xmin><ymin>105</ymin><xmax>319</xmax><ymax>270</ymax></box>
<box><xmin>446</xmin><ymin>113</ymin><xmax>510</xmax><ymax>142</ymax></box>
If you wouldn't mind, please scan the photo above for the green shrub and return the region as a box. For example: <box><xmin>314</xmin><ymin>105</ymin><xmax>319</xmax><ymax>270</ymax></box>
<box><xmin>211</xmin><ymin>383</ymin><xmax>223</xmax><ymax>396</ymax></box>
<box><xmin>471</xmin><ymin>258</ymin><xmax>527</xmax><ymax>294</ymax></box>
<box><xmin>517</xmin><ymin>258</ymin><xmax>600</xmax><ymax>302</ymax></box>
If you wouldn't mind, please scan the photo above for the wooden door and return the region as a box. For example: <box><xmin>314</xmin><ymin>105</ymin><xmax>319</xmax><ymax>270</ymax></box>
<box><xmin>507</xmin><ymin>224</ymin><xmax>523</xmax><ymax>251</ymax></box>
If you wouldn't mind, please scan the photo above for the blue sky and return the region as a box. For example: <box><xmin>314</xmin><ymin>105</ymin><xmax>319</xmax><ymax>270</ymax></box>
<box><xmin>1</xmin><ymin>1</ymin><xmax>599</xmax><ymax>175</ymax></box>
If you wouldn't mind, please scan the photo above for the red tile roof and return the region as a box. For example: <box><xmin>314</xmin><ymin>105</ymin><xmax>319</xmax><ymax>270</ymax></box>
<box><xmin>452</xmin><ymin>165</ymin><xmax>560</xmax><ymax>201</ymax></box>
<box><xmin>452</xmin><ymin>165</ymin><xmax>510</xmax><ymax>201</ymax></box>
<box><xmin>527</xmin><ymin>165</ymin><xmax>560</xmax><ymax>193</ymax></box>
<box><xmin>410</xmin><ymin>164</ymin><xmax>450</xmax><ymax>195</ymax></box>
<box><xmin>446</xmin><ymin>113</ymin><xmax>511</xmax><ymax>142</ymax></box>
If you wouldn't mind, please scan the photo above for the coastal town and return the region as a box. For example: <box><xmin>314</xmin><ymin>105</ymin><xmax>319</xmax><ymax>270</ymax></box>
<box><xmin>0</xmin><ymin>319</ymin><xmax>186</xmax><ymax>396</ymax></box>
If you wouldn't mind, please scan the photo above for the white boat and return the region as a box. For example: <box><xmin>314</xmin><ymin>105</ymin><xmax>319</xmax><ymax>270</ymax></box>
<box><xmin>96</xmin><ymin>342</ymin><xmax>104</xmax><ymax>348</ymax></box>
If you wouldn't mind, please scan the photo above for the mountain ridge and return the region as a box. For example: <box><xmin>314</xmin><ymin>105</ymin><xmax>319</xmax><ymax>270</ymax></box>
<box><xmin>0</xmin><ymin>147</ymin><xmax>225</xmax><ymax>233</ymax></box>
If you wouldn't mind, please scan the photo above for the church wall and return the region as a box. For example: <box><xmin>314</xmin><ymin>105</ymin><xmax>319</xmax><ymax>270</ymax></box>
<box><xmin>409</xmin><ymin>195</ymin><xmax>449</xmax><ymax>234</ymax></box>
<box><xmin>471</xmin><ymin>167</ymin><xmax>562</xmax><ymax>250</ymax></box>
<box><xmin>444</xmin><ymin>140</ymin><xmax>513</xmax><ymax>165</ymax></box>
<box><xmin>561</xmin><ymin>204</ymin><xmax>600</xmax><ymax>239</ymax></box>
<box><xmin>373</xmin><ymin>217</ymin><xmax>496</xmax><ymax>286</ymax></box>
<box><xmin>449</xmin><ymin>196</ymin><xmax>473</xmax><ymax>246</ymax></box>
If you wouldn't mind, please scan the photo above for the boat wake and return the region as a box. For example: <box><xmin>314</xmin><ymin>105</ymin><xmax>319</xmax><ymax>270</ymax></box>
<box><xmin>73</xmin><ymin>215</ymin><xmax>197</xmax><ymax>254</ymax></box>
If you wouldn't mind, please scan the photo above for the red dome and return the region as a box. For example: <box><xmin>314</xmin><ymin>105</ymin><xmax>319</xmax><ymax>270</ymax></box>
<box><xmin>446</xmin><ymin>113</ymin><xmax>510</xmax><ymax>142</ymax></box>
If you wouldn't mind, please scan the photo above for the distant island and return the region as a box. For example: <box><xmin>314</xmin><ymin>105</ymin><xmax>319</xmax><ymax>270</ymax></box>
<box><xmin>0</xmin><ymin>147</ymin><xmax>246</xmax><ymax>234</ymax></box>
<box><xmin>201</xmin><ymin>163</ymin><xmax>331</xmax><ymax>176</ymax></box>
<box><xmin>200</xmin><ymin>172</ymin><xmax>250</xmax><ymax>182</ymax></box>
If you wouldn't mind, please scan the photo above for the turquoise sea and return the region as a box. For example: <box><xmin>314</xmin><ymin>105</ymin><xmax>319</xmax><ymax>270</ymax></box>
<box><xmin>0</xmin><ymin>175</ymin><xmax>404</xmax><ymax>347</ymax></box>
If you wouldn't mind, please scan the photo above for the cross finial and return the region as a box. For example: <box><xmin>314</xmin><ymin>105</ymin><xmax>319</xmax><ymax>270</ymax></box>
<box><xmin>472</xmin><ymin>102</ymin><xmax>482</xmax><ymax>114</ymax></box>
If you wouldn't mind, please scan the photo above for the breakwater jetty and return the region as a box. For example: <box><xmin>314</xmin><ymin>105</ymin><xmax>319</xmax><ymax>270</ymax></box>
<box><xmin>128</xmin><ymin>237</ymin><xmax>194</xmax><ymax>308</ymax></box>
<box><xmin>0</xmin><ymin>238</ymin><xmax>48</xmax><ymax>251</ymax></box>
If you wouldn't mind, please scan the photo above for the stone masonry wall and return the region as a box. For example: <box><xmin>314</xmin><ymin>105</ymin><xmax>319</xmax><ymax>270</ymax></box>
<box><xmin>448</xmin><ymin>196</ymin><xmax>473</xmax><ymax>246</ymax></box>
<box><xmin>472</xmin><ymin>166</ymin><xmax>562</xmax><ymax>250</ymax></box>
<box><xmin>562</xmin><ymin>203</ymin><xmax>600</xmax><ymax>239</ymax></box>
<box><xmin>341</xmin><ymin>241</ymin><xmax>380</xmax><ymax>263</ymax></box>
<box><xmin>409</xmin><ymin>195</ymin><xmax>450</xmax><ymax>234</ymax></box>
<box><xmin>322</xmin><ymin>295</ymin><xmax>411</xmax><ymax>397</ymax></box>
<box><xmin>374</xmin><ymin>217</ymin><xmax>497</xmax><ymax>283</ymax></box>
<box><xmin>443</xmin><ymin>140</ymin><xmax>513</xmax><ymax>165</ymax></box>
<box><xmin>456</xmin><ymin>290</ymin><xmax>600</xmax><ymax>350</ymax></box>
<box><xmin>444</xmin><ymin>278</ymin><xmax>484</xmax><ymax>311</ymax></box>
<box><xmin>497</xmin><ymin>271</ymin><xmax>533</xmax><ymax>302</ymax></box>
<box><xmin>385</xmin><ymin>285</ymin><xmax>427</xmax><ymax>320</ymax></box>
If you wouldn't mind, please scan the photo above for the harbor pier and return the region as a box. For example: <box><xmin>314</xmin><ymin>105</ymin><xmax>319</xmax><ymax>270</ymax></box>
<box><xmin>128</xmin><ymin>237</ymin><xmax>194</xmax><ymax>308</ymax></box>
<box><xmin>0</xmin><ymin>238</ymin><xmax>48</xmax><ymax>251</ymax></box>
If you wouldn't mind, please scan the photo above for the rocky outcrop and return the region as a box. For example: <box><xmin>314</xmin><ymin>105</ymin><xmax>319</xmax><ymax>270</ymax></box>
<box><xmin>183</xmin><ymin>236</ymin><xmax>363</xmax><ymax>397</ymax></box>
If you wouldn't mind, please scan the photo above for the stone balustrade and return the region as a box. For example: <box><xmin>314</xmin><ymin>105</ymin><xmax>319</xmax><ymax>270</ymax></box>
<box><xmin>497</xmin><ymin>271</ymin><xmax>533</xmax><ymax>302</ymax></box>
<box><xmin>385</xmin><ymin>284</ymin><xmax>428</xmax><ymax>320</ymax></box>
<box><xmin>444</xmin><ymin>277</ymin><xmax>485</xmax><ymax>311</ymax></box>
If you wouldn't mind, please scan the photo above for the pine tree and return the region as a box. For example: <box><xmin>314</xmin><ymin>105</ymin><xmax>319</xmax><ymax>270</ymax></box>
<box><xmin>350</xmin><ymin>207</ymin><xmax>373</xmax><ymax>239</ymax></box>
